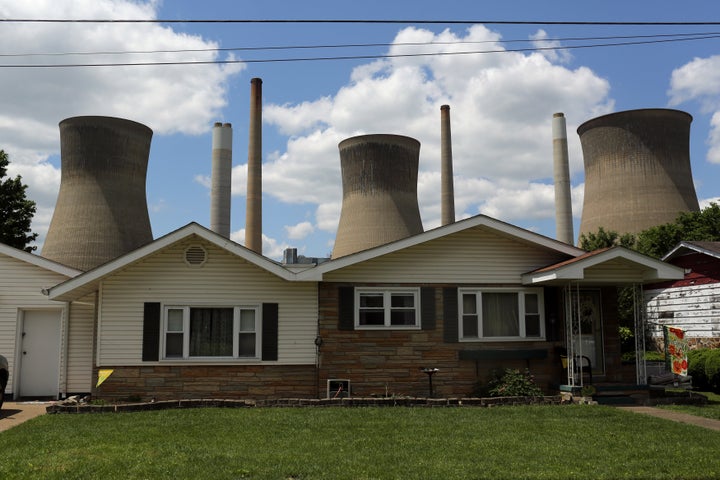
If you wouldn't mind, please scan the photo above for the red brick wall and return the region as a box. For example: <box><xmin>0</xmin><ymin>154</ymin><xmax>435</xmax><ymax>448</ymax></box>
<box><xmin>92</xmin><ymin>364</ymin><xmax>317</xmax><ymax>402</ymax></box>
<box><xmin>318</xmin><ymin>283</ymin><xmax>565</xmax><ymax>398</ymax></box>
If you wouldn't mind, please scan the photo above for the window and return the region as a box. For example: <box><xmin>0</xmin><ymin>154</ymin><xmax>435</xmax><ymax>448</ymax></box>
<box><xmin>162</xmin><ymin>306</ymin><xmax>260</xmax><ymax>359</ymax></box>
<box><xmin>459</xmin><ymin>288</ymin><xmax>544</xmax><ymax>341</ymax></box>
<box><xmin>355</xmin><ymin>288</ymin><xmax>420</xmax><ymax>329</ymax></box>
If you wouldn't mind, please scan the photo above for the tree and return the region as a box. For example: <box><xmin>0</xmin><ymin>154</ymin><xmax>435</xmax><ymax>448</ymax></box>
<box><xmin>578</xmin><ymin>226</ymin><xmax>636</xmax><ymax>251</ymax></box>
<box><xmin>0</xmin><ymin>150</ymin><xmax>38</xmax><ymax>252</ymax></box>
<box><xmin>635</xmin><ymin>203</ymin><xmax>720</xmax><ymax>258</ymax></box>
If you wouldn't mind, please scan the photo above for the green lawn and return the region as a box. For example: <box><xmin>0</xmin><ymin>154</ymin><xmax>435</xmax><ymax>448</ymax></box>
<box><xmin>1</xmin><ymin>405</ymin><xmax>719</xmax><ymax>479</ymax></box>
<box><xmin>660</xmin><ymin>391</ymin><xmax>720</xmax><ymax>421</ymax></box>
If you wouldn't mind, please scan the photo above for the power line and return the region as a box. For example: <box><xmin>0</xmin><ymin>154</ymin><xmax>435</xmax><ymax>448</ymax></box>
<box><xmin>2</xmin><ymin>18</ymin><xmax>720</xmax><ymax>26</ymax></box>
<box><xmin>0</xmin><ymin>31</ymin><xmax>715</xmax><ymax>58</ymax></box>
<box><xmin>0</xmin><ymin>33</ymin><xmax>718</xmax><ymax>68</ymax></box>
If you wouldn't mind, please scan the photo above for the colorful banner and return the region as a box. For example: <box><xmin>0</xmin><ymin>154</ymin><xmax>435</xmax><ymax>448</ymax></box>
<box><xmin>665</xmin><ymin>326</ymin><xmax>688</xmax><ymax>376</ymax></box>
<box><xmin>96</xmin><ymin>369</ymin><xmax>114</xmax><ymax>388</ymax></box>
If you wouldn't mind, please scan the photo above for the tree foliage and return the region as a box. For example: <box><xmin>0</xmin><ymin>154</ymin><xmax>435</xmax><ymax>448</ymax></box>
<box><xmin>0</xmin><ymin>150</ymin><xmax>38</xmax><ymax>252</ymax></box>
<box><xmin>578</xmin><ymin>226</ymin><xmax>636</xmax><ymax>251</ymax></box>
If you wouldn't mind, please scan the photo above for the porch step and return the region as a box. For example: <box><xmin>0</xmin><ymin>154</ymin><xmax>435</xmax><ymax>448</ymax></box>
<box><xmin>593</xmin><ymin>384</ymin><xmax>650</xmax><ymax>406</ymax></box>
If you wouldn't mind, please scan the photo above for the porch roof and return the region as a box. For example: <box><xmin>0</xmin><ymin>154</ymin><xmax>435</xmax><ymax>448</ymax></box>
<box><xmin>521</xmin><ymin>246</ymin><xmax>685</xmax><ymax>286</ymax></box>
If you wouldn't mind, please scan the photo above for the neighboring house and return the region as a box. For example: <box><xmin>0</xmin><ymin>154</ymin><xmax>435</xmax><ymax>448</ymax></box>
<box><xmin>0</xmin><ymin>243</ymin><xmax>87</xmax><ymax>400</ymax></box>
<box><xmin>45</xmin><ymin>217</ymin><xmax>683</xmax><ymax>401</ymax></box>
<box><xmin>645</xmin><ymin>241</ymin><xmax>720</xmax><ymax>350</ymax></box>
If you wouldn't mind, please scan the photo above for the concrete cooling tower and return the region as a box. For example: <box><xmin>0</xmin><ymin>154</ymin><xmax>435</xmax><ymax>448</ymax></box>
<box><xmin>578</xmin><ymin>108</ymin><xmax>699</xmax><ymax>239</ymax></box>
<box><xmin>42</xmin><ymin>116</ymin><xmax>154</xmax><ymax>271</ymax></box>
<box><xmin>332</xmin><ymin>134</ymin><xmax>424</xmax><ymax>259</ymax></box>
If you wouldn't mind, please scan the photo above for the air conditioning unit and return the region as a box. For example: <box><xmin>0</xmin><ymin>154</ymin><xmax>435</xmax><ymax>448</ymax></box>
<box><xmin>327</xmin><ymin>379</ymin><xmax>350</xmax><ymax>398</ymax></box>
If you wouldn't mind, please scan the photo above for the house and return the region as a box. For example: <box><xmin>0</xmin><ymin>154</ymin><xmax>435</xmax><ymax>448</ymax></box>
<box><xmin>645</xmin><ymin>241</ymin><xmax>720</xmax><ymax>350</ymax></box>
<box><xmin>0</xmin><ymin>243</ymin><xmax>86</xmax><ymax>400</ymax></box>
<box><xmin>43</xmin><ymin>216</ymin><xmax>683</xmax><ymax>402</ymax></box>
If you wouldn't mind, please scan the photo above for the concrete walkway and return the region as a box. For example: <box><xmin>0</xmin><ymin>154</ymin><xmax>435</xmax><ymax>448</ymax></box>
<box><xmin>0</xmin><ymin>402</ymin><xmax>52</xmax><ymax>433</ymax></box>
<box><xmin>618</xmin><ymin>406</ymin><xmax>720</xmax><ymax>431</ymax></box>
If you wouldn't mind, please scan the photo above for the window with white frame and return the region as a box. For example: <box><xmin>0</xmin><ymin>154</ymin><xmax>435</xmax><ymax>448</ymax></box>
<box><xmin>163</xmin><ymin>306</ymin><xmax>260</xmax><ymax>359</ymax></box>
<box><xmin>459</xmin><ymin>288</ymin><xmax>544</xmax><ymax>340</ymax></box>
<box><xmin>355</xmin><ymin>288</ymin><xmax>420</xmax><ymax>329</ymax></box>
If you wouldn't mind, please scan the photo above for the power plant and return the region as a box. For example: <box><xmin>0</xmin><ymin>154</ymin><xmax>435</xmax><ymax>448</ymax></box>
<box><xmin>331</xmin><ymin>134</ymin><xmax>424</xmax><ymax>259</ymax></box>
<box><xmin>552</xmin><ymin>112</ymin><xmax>574</xmax><ymax>245</ymax></box>
<box><xmin>245</xmin><ymin>77</ymin><xmax>263</xmax><ymax>255</ymax></box>
<box><xmin>578</xmin><ymin>108</ymin><xmax>700</xmax><ymax>238</ymax></box>
<box><xmin>42</xmin><ymin>116</ymin><xmax>153</xmax><ymax>271</ymax></box>
<box><xmin>210</xmin><ymin>122</ymin><xmax>233</xmax><ymax>239</ymax></box>
<box><xmin>440</xmin><ymin>105</ymin><xmax>456</xmax><ymax>226</ymax></box>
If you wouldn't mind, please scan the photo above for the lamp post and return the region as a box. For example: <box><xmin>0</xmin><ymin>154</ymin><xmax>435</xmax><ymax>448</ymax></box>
<box><xmin>421</xmin><ymin>367</ymin><xmax>439</xmax><ymax>398</ymax></box>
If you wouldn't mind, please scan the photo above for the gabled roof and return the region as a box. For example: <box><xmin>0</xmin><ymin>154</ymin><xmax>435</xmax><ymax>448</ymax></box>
<box><xmin>297</xmin><ymin>214</ymin><xmax>585</xmax><ymax>281</ymax></box>
<box><xmin>662</xmin><ymin>241</ymin><xmax>720</xmax><ymax>262</ymax></box>
<box><xmin>0</xmin><ymin>242</ymin><xmax>81</xmax><ymax>278</ymax></box>
<box><xmin>47</xmin><ymin>222</ymin><xmax>296</xmax><ymax>301</ymax></box>
<box><xmin>522</xmin><ymin>246</ymin><xmax>685</xmax><ymax>285</ymax></box>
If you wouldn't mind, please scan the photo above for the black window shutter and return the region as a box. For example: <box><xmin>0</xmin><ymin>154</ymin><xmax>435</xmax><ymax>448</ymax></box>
<box><xmin>142</xmin><ymin>302</ymin><xmax>161</xmax><ymax>361</ymax></box>
<box><xmin>443</xmin><ymin>288</ymin><xmax>459</xmax><ymax>342</ymax></box>
<box><xmin>420</xmin><ymin>287</ymin><xmax>436</xmax><ymax>330</ymax></box>
<box><xmin>338</xmin><ymin>287</ymin><xmax>355</xmax><ymax>331</ymax></box>
<box><xmin>262</xmin><ymin>303</ymin><xmax>279</xmax><ymax>361</ymax></box>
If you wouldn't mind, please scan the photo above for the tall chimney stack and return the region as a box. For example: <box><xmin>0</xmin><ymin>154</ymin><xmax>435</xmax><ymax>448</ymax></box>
<box><xmin>440</xmin><ymin>105</ymin><xmax>456</xmax><ymax>226</ymax></box>
<box><xmin>210</xmin><ymin>122</ymin><xmax>233</xmax><ymax>238</ymax></box>
<box><xmin>552</xmin><ymin>112</ymin><xmax>574</xmax><ymax>245</ymax></box>
<box><xmin>245</xmin><ymin>78</ymin><xmax>263</xmax><ymax>254</ymax></box>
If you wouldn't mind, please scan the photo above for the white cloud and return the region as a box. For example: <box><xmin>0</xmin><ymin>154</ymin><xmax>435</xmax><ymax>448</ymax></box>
<box><xmin>530</xmin><ymin>29</ymin><xmax>572</xmax><ymax>64</ymax></box>
<box><xmin>285</xmin><ymin>221</ymin><xmax>314</xmax><ymax>240</ymax></box>
<box><xmin>262</xmin><ymin>25</ymin><xmax>612</xmax><ymax>239</ymax></box>
<box><xmin>230</xmin><ymin>228</ymin><xmax>288</xmax><ymax>259</ymax></box>
<box><xmin>0</xmin><ymin>0</ymin><xmax>244</xmax><ymax>247</ymax></box>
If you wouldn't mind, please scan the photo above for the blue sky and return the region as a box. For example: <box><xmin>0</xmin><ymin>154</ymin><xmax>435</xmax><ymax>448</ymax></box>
<box><xmin>2</xmin><ymin>1</ymin><xmax>720</xmax><ymax>260</ymax></box>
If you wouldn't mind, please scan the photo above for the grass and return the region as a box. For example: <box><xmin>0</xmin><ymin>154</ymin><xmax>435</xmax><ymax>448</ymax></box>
<box><xmin>1</xmin><ymin>405</ymin><xmax>719</xmax><ymax>479</ymax></box>
<box><xmin>659</xmin><ymin>391</ymin><xmax>720</xmax><ymax>421</ymax></box>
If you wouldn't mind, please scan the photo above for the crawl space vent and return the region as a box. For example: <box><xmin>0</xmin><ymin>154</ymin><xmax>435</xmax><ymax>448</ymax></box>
<box><xmin>184</xmin><ymin>245</ymin><xmax>207</xmax><ymax>266</ymax></box>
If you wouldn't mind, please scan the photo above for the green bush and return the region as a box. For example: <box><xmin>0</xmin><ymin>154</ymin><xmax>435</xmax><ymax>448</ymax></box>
<box><xmin>704</xmin><ymin>349</ymin><xmax>720</xmax><ymax>394</ymax></box>
<box><xmin>486</xmin><ymin>368</ymin><xmax>544</xmax><ymax>397</ymax></box>
<box><xmin>688</xmin><ymin>348</ymin><xmax>711</xmax><ymax>390</ymax></box>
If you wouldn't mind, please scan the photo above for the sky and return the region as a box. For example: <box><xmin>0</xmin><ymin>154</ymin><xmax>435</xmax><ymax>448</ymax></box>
<box><xmin>2</xmin><ymin>1</ymin><xmax>720</xmax><ymax>261</ymax></box>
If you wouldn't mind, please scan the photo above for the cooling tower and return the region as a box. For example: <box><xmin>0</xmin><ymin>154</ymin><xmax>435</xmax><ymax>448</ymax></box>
<box><xmin>42</xmin><ymin>116</ymin><xmax>153</xmax><ymax>271</ymax></box>
<box><xmin>578</xmin><ymin>108</ymin><xmax>699</xmax><ymax>239</ymax></box>
<box><xmin>440</xmin><ymin>105</ymin><xmax>456</xmax><ymax>226</ymax></box>
<box><xmin>245</xmin><ymin>78</ymin><xmax>263</xmax><ymax>254</ymax></box>
<box><xmin>331</xmin><ymin>134</ymin><xmax>424</xmax><ymax>259</ymax></box>
<box><xmin>552</xmin><ymin>112</ymin><xmax>574</xmax><ymax>244</ymax></box>
<box><xmin>211</xmin><ymin>122</ymin><xmax>233</xmax><ymax>238</ymax></box>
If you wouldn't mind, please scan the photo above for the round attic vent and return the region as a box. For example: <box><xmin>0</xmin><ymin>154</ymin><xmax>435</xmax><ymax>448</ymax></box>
<box><xmin>184</xmin><ymin>245</ymin><xmax>207</xmax><ymax>266</ymax></box>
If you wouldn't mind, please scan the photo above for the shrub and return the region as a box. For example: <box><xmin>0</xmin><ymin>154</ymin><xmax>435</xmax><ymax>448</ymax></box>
<box><xmin>486</xmin><ymin>368</ymin><xmax>544</xmax><ymax>397</ymax></box>
<box><xmin>688</xmin><ymin>348</ymin><xmax>710</xmax><ymax>390</ymax></box>
<box><xmin>704</xmin><ymin>349</ymin><xmax>720</xmax><ymax>394</ymax></box>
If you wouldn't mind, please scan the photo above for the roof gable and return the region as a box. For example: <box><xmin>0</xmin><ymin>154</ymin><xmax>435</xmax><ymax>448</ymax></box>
<box><xmin>47</xmin><ymin>223</ymin><xmax>296</xmax><ymax>301</ymax></box>
<box><xmin>523</xmin><ymin>246</ymin><xmax>685</xmax><ymax>285</ymax></box>
<box><xmin>0</xmin><ymin>243</ymin><xmax>81</xmax><ymax>278</ymax></box>
<box><xmin>663</xmin><ymin>241</ymin><xmax>720</xmax><ymax>262</ymax></box>
<box><xmin>299</xmin><ymin>214</ymin><xmax>584</xmax><ymax>280</ymax></box>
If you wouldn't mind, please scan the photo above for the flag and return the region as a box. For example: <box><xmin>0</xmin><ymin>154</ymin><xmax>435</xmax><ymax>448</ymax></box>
<box><xmin>664</xmin><ymin>326</ymin><xmax>688</xmax><ymax>376</ymax></box>
<box><xmin>96</xmin><ymin>369</ymin><xmax>114</xmax><ymax>388</ymax></box>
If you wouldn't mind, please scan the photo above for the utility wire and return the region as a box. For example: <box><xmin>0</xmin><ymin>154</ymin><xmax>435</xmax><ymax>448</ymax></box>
<box><xmin>1</xmin><ymin>32</ymin><xmax>718</xmax><ymax>68</ymax></box>
<box><xmin>2</xmin><ymin>18</ymin><xmax>720</xmax><ymax>26</ymax></box>
<box><xmin>0</xmin><ymin>31</ymin><xmax>715</xmax><ymax>58</ymax></box>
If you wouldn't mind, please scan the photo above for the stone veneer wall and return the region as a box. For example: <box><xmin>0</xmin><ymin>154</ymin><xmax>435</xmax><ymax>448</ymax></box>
<box><xmin>317</xmin><ymin>284</ymin><xmax>565</xmax><ymax>399</ymax></box>
<box><xmin>92</xmin><ymin>365</ymin><xmax>317</xmax><ymax>402</ymax></box>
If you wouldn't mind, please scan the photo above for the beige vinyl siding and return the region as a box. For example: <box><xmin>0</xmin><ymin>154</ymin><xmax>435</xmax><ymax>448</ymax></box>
<box><xmin>97</xmin><ymin>237</ymin><xmax>317</xmax><ymax>366</ymax></box>
<box><xmin>582</xmin><ymin>259</ymin><xmax>651</xmax><ymax>284</ymax></box>
<box><xmin>65</xmin><ymin>294</ymin><xmax>95</xmax><ymax>393</ymax></box>
<box><xmin>0</xmin><ymin>253</ymin><xmax>70</xmax><ymax>394</ymax></box>
<box><xmin>325</xmin><ymin>227</ymin><xmax>570</xmax><ymax>283</ymax></box>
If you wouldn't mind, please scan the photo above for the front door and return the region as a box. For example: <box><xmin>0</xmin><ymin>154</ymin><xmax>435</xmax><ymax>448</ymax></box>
<box><xmin>18</xmin><ymin>310</ymin><xmax>61</xmax><ymax>398</ymax></box>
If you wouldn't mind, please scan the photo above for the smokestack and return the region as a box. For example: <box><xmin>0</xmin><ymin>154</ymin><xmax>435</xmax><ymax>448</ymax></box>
<box><xmin>440</xmin><ymin>105</ymin><xmax>456</xmax><ymax>226</ymax></box>
<box><xmin>578</xmin><ymin>108</ymin><xmax>699</xmax><ymax>238</ymax></box>
<box><xmin>552</xmin><ymin>112</ymin><xmax>574</xmax><ymax>244</ymax></box>
<box><xmin>42</xmin><ymin>116</ymin><xmax>153</xmax><ymax>271</ymax></box>
<box><xmin>210</xmin><ymin>122</ymin><xmax>233</xmax><ymax>238</ymax></box>
<box><xmin>332</xmin><ymin>134</ymin><xmax>424</xmax><ymax>259</ymax></box>
<box><xmin>245</xmin><ymin>78</ymin><xmax>263</xmax><ymax>254</ymax></box>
